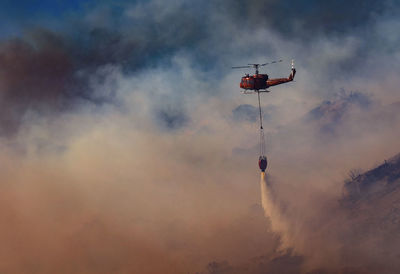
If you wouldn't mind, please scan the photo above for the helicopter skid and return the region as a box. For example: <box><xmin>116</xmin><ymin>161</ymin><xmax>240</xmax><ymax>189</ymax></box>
<box><xmin>241</xmin><ymin>90</ymin><xmax>271</xmax><ymax>94</ymax></box>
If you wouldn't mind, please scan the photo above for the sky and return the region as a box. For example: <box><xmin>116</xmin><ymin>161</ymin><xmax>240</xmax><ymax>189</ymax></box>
<box><xmin>1</xmin><ymin>0</ymin><xmax>400</xmax><ymax>273</ymax></box>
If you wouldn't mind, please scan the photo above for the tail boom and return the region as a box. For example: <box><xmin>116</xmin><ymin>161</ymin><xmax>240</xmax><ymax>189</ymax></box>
<box><xmin>266</xmin><ymin>68</ymin><xmax>296</xmax><ymax>88</ymax></box>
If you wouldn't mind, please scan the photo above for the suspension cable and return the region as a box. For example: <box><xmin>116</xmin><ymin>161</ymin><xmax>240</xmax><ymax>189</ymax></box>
<box><xmin>257</xmin><ymin>91</ymin><xmax>263</xmax><ymax>130</ymax></box>
<box><xmin>257</xmin><ymin>91</ymin><xmax>266</xmax><ymax>156</ymax></box>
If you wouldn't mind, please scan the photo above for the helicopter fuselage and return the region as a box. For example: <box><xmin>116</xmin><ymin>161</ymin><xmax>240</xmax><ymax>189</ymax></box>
<box><xmin>240</xmin><ymin>67</ymin><xmax>296</xmax><ymax>91</ymax></box>
<box><xmin>240</xmin><ymin>74</ymin><xmax>269</xmax><ymax>90</ymax></box>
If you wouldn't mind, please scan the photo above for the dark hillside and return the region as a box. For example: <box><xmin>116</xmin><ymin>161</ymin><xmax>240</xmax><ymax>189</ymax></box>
<box><xmin>339</xmin><ymin>153</ymin><xmax>400</xmax><ymax>273</ymax></box>
<box><xmin>342</xmin><ymin>153</ymin><xmax>400</xmax><ymax>202</ymax></box>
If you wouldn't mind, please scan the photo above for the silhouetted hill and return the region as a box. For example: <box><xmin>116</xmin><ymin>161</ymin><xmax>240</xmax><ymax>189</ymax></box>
<box><xmin>338</xmin><ymin>153</ymin><xmax>400</xmax><ymax>273</ymax></box>
<box><xmin>307</xmin><ymin>91</ymin><xmax>371</xmax><ymax>123</ymax></box>
<box><xmin>342</xmin><ymin>153</ymin><xmax>400</xmax><ymax>202</ymax></box>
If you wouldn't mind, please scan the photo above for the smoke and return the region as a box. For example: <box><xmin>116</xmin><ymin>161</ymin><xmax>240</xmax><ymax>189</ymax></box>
<box><xmin>0</xmin><ymin>0</ymin><xmax>400</xmax><ymax>273</ymax></box>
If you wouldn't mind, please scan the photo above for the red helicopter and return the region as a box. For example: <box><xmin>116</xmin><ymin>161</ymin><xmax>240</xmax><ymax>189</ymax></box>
<box><xmin>232</xmin><ymin>59</ymin><xmax>296</xmax><ymax>93</ymax></box>
<box><xmin>232</xmin><ymin>60</ymin><xmax>296</xmax><ymax>172</ymax></box>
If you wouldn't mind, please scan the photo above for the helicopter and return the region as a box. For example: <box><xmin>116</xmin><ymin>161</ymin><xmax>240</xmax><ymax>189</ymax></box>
<box><xmin>232</xmin><ymin>60</ymin><xmax>296</xmax><ymax>93</ymax></box>
<box><xmin>232</xmin><ymin>59</ymin><xmax>296</xmax><ymax>172</ymax></box>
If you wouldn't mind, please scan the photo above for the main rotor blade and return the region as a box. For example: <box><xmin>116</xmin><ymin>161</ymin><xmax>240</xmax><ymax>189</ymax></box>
<box><xmin>260</xmin><ymin>59</ymin><xmax>283</xmax><ymax>66</ymax></box>
<box><xmin>232</xmin><ymin>66</ymin><xmax>251</xmax><ymax>69</ymax></box>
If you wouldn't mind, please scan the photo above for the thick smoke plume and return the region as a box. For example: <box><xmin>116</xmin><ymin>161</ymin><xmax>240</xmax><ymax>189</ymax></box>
<box><xmin>0</xmin><ymin>0</ymin><xmax>400</xmax><ymax>273</ymax></box>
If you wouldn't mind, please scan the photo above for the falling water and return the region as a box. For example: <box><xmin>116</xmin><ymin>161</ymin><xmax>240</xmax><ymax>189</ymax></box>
<box><xmin>260</xmin><ymin>172</ymin><xmax>290</xmax><ymax>247</ymax></box>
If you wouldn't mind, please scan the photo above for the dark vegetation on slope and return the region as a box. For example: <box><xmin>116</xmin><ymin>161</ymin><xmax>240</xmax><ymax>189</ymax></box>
<box><xmin>342</xmin><ymin>153</ymin><xmax>400</xmax><ymax>203</ymax></box>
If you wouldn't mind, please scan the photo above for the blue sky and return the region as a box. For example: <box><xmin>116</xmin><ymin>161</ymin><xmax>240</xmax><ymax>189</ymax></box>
<box><xmin>1</xmin><ymin>0</ymin><xmax>88</xmax><ymax>16</ymax></box>
<box><xmin>0</xmin><ymin>0</ymin><xmax>92</xmax><ymax>37</ymax></box>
